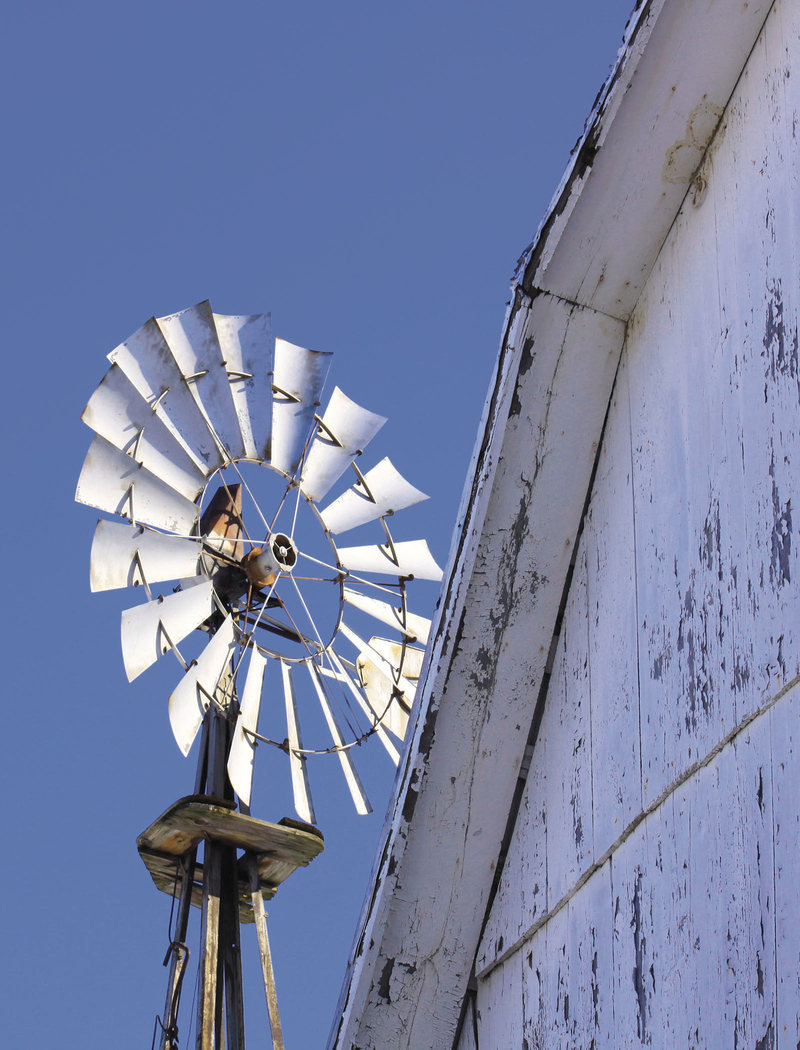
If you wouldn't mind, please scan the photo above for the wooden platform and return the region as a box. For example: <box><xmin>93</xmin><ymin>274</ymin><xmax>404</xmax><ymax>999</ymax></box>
<box><xmin>137</xmin><ymin>795</ymin><xmax>324</xmax><ymax>924</ymax></box>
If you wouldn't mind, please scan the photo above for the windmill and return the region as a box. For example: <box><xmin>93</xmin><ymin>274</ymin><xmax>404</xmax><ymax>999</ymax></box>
<box><xmin>75</xmin><ymin>301</ymin><xmax>442</xmax><ymax>1049</ymax></box>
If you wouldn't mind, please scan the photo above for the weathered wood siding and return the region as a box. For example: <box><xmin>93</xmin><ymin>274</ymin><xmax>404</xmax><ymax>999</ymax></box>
<box><xmin>470</xmin><ymin>2</ymin><xmax>800</xmax><ymax>1046</ymax></box>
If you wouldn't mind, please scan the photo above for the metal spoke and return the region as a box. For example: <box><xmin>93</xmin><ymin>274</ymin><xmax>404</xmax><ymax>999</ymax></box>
<box><xmin>298</xmin><ymin>550</ymin><xmax>404</xmax><ymax>597</ymax></box>
<box><xmin>289</xmin><ymin>575</ymin><xmax>325</xmax><ymax>651</ymax></box>
<box><xmin>285</xmin><ymin>418</ymin><xmax>317</xmax><ymax>541</ymax></box>
<box><xmin>308</xmin><ymin>655</ymin><xmax>366</xmax><ymax>755</ymax></box>
<box><xmin>288</xmin><ymin>576</ymin><xmax>367</xmax><ymax>734</ymax></box>
<box><xmin>290</xmin><ymin>483</ymin><xmax>303</xmax><ymax>539</ymax></box>
<box><xmin>268</xmin><ymin>482</ymin><xmax>293</xmax><ymax>534</ymax></box>
<box><xmin>231</xmin><ymin>576</ymin><xmax>280</xmax><ymax>679</ymax></box>
<box><xmin>295</xmin><ymin>551</ymin><xmax>342</xmax><ymax>575</ymax></box>
<box><xmin>271</xmin><ymin>593</ymin><xmax>320</xmax><ymax>661</ymax></box>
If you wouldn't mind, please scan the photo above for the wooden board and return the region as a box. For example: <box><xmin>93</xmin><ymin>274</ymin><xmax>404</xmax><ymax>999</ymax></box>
<box><xmin>137</xmin><ymin>796</ymin><xmax>323</xmax><ymax>874</ymax></box>
<box><xmin>543</xmin><ymin>545</ymin><xmax>594</xmax><ymax>907</ymax></box>
<box><xmin>475</xmin><ymin>688</ymin><xmax>796</xmax><ymax>1045</ymax></box>
<box><xmin>772</xmin><ymin>684</ymin><xmax>800</xmax><ymax>1047</ymax></box>
<box><xmin>477</xmin><ymin>371</ymin><xmax>637</xmax><ymax>971</ymax></box>
<box><xmin>522</xmin><ymin>0</ymin><xmax>775</xmax><ymax>320</ymax></box>
<box><xmin>477</xmin><ymin>949</ymin><xmax>523</xmax><ymax>1050</ymax></box>
<box><xmin>585</xmin><ymin>360</ymin><xmax>642</xmax><ymax>846</ymax></box>
<box><xmin>137</xmin><ymin>796</ymin><xmax>323</xmax><ymax>919</ymax></box>
<box><xmin>138</xmin><ymin>846</ymin><xmax>278</xmax><ymax>924</ymax></box>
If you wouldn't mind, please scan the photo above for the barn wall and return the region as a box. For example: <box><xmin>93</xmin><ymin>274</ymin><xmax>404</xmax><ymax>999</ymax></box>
<box><xmin>467</xmin><ymin>2</ymin><xmax>800</xmax><ymax>1047</ymax></box>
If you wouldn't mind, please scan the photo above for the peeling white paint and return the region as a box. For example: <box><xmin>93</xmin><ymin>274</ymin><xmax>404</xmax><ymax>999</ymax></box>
<box><xmin>473</xmin><ymin>2</ymin><xmax>800</xmax><ymax>1045</ymax></box>
<box><xmin>330</xmin><ymin>0</ymin><xmax>792</xmax><ymax>1047</ymax></box>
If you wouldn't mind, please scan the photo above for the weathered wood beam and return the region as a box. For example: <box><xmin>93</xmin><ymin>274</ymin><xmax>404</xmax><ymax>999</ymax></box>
<box><xmin>333</xmin><ymin>291</ymin><xmax>624</xmax><ymax>1049</ymax></box>
<box><xmin>197</xmin><ymin>839</ymin><xmax>223</xmax><ymax>1050</ymax></box>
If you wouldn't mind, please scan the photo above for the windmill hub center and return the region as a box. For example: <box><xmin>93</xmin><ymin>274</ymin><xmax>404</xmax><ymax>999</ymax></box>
<box><xmin>241</xmin><ymin>532</ymin><xmax>298</xmax><ymax>587</ymax></box>
<box><xmin>270</xmin><ymin>532</ymin><xmax>298</xmax><ymax>570</ymax></box>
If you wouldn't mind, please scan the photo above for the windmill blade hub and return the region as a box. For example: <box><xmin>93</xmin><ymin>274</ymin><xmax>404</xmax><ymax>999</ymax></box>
<box><xmin>242</xmin><ymin>546</ymin><xmax>278</xmax><ymax>588</ymax></box>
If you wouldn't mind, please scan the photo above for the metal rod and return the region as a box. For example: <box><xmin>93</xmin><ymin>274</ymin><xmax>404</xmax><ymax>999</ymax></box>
<box><xmin>159</xmin><ymin>715</ymin><xmax>212</xmax><ymax>1049</ymax></box>
<box><xmin>195</xmin><ymin>716</ymin><xmax>212</xmax><ymax>794</ymax></box>
<box><xmin>159</xmin><ymin>851</ymin><xmax>197</xmax><ymax>1050</ymax></box>
<box><xmin>247</xmin><ymin>854</ymin><xmax>284</xmax><ymax>1050</ymax></box>
<box><xmin>208</xmin><ymin>708</ymin><xmax>228</xmax><ymax>797</ymax></box>
<box><xmin>222</xmin><ymin>845</ymin><xmax>246</xmax><ymax>1050</ymax></box>
<box><xmin>196</xmin><ymin>712</ymin><xmax>228</xmax><ymax>1049</ymax></box>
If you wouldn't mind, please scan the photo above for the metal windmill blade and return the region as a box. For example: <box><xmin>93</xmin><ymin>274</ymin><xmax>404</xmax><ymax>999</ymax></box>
<box><xmin>89</xmin><ymin>520</ymin><xmax>202</xmax><ymax>592</ymax></box>
<box><xmin>213</xmin><ymin>312</ymin><xmax>274</xmax><ymax>461</ymax></box>
<box><xmin>271</xmin><ymin>338</ymin><xmax>332</xmax><ymax>477</ymax></box>
<box><xmin>156</xmin><ymin>301</ymin><xmax>246</xmax><ymax>463</ymax></box>
<box><xmin>320</xmin><ymin>457</ymin><xmax>428</xmax><ymax>534</ymax></box>
<box><xmin>107</xmin><ymin>317</ymin><xmax>224</xmax><ymax>474</ymax></box>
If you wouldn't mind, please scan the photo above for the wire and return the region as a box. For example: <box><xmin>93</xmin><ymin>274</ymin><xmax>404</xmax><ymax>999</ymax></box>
<box><xmin>168</xmin><ymin>864</ymin><xmax>180</xmax><ymax>941</ymax></box>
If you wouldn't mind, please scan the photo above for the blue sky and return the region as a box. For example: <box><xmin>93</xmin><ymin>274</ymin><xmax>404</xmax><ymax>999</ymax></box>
<box><xmin>1</xmin><ymin>2</ymin><xmax>633</xmax><ymax>1045</ymax></box>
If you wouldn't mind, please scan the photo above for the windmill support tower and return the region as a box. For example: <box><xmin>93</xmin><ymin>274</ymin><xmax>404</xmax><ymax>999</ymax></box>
<box><xmin>75</xmin><ymin>301</ymin><xmax>441</xmax><ymax>1047</ymax></box>
<box><xmin>142</xmin><ymin>704</ymin><xmax>324</xmax><ymax>1050</ymax></box>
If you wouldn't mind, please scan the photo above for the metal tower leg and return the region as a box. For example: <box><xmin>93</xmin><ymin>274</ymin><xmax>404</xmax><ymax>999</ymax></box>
<box><xmin>221</xmin><ymin>845</ymin><xmax>245</xmax><ymax>1050</ymax></box>
<box><xmin>160</xmin><ymin>716</ymin><xmax>210</xmax><ymax>1050</ymax></box>
<box><xmin>196</xmin><ymin>709</ymin><xmax>230</xmax><ymax>1050</ymax></box>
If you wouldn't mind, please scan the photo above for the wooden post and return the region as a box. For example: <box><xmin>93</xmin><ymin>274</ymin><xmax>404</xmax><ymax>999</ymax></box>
<box><xmin>247</xmin><ymin>853</ymin><xmax>284</xmax><ymax>1050</ymax></box>
<box><xmin>197</xmin><ymin>840</ymin><xmax>223</xmax><ymax>1049</ymax></box>
<box><xmin>214</xmin><ymin>898</ymin><xmax>225</xmax><ymax>1047</ymax></box>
